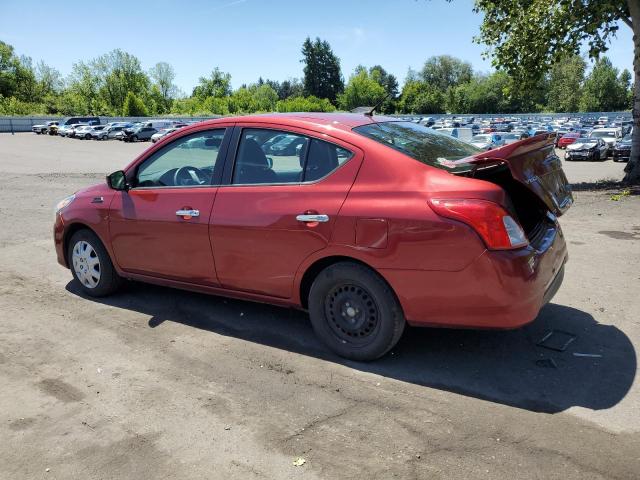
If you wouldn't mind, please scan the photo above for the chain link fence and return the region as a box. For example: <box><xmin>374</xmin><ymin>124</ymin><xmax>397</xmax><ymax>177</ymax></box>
<box><xmin>0</xmin><ymin>112</ymin><xmax>631</xmax><ymax>134</ymax></box>
<box><xmin>0</xmin><ymin>116</ymin><xmax>223</xmax><ymax>133</ymax></box>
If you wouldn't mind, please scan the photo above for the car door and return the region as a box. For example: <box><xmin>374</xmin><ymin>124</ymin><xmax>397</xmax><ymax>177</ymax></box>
<box><xmin>109</xmin><ymin>127</ymin><xmax>231</xmax><ymax>285</ymax></box>
<box><xmin>210</xmin><ymin>125</ymin><xmax>363</xmax><ymax>298</ymax></box>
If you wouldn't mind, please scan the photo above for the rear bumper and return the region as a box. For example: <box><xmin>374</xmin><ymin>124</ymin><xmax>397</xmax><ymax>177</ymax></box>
<box><xmin>381</xmin><ymin>220</ymin><xmax>568</xmax><ymax>329</ymax></box>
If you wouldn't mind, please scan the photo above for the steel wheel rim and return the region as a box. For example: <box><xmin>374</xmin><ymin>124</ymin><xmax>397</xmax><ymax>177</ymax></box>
<box><xmin>72</xmin><ymin>240</ymin><xmax>101</xmax><ymax>288</ymax></box>
<box><xmin>324</xmin><ymin>283</ymin><xmax>380</xmax><ymax>345</ymax></box>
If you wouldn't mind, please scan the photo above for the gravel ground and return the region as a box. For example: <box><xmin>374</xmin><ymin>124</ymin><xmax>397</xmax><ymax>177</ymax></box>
<box><xmin>1</xmin><ymin>133</ymin><xmax>638</xmax><ymax>479</ymax></box>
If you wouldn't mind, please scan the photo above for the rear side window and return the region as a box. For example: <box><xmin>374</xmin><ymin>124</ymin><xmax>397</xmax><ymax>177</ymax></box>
<box><xmin>232</xmin><ymin>128</ymin><xmax>353</xmax><ymax>185</ymax></box>
<box><xmin>354</xmin><ymin>121</ymin><xmax>481</xmax><ymax>173</ymax></box>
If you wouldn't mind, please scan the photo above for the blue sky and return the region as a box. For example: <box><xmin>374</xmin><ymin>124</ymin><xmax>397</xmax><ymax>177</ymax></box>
<box><xmin>1</xmin><ymin>0</ymin><xmax>634</xmax><ymax>93</ymax></box>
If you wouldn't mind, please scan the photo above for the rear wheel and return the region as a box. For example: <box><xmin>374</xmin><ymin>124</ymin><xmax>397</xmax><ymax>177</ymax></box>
<box><xmin>68</xmin><ymin>229</ymin><xmax>122</xmax><ymax>297</ymax></box>
<box><xmin>308</xmin><ymin>262</ymin><xmax>405</xmax><ymax>361</ymax></box>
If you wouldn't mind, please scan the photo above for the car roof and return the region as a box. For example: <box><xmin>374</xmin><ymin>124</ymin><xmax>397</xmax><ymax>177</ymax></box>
<box><xmin>193</xmin><ymin>112</ymin><xmax>398</xmax><ymax>132</ymax></box>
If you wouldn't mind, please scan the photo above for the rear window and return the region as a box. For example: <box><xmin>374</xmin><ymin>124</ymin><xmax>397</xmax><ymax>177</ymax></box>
<box><xmin>354</xmin><ymin>121</ymin><xmax>481</xmax><ymax>172</ymax></box>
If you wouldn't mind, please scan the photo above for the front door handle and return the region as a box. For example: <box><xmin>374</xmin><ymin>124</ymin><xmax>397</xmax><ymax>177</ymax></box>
<box><xmin>176</xmin><ymin>209</ymin><xmax>200</xmax><ymax>219</ymax></box>
<box><xmin>296</xmin><ymin>214</ymin><xmax>329</xmax><ymax>223</ymax></box>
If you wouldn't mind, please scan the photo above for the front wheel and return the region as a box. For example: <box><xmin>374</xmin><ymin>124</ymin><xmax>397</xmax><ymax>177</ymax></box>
<box><xmin>68</xmin><ymin>229</ymin><xmax>122</xmax><ymax>297</ymax></box>
<box><xmin>308</xmin><ymin>262</ymin><xmax>405</xmax><ymax>361</ymax></box>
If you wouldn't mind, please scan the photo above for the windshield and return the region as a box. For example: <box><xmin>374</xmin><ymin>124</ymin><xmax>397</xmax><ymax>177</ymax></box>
<box><xmin>353</xmin><ymin>121</ymin><xmax>481</xmax><ymax>172</ymax></box>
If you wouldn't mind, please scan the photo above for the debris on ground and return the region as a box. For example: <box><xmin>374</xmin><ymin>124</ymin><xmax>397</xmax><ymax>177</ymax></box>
<box><xmin>535</xmin><ymin>358</ymin><xmax>558</xmax><ymax>369</ymax></box>
<box><xmin>292</xmin><ymin>457</ymin><xmax>306</xmax><ymax>467</ymax></box>
<box><xmin>537</xmin><ymin>330</ymin><xmax>576</xmax><ymax>352</ymax></box>
<box><xmin>573</xmin><ymin>352</ymin><xmax>603</xmax><ymax>358</ymax></box>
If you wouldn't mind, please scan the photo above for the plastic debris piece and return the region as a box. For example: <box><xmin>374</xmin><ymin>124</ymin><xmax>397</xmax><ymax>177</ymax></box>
<box><xmin>573</xmin><ymin>352</ymin><xmax>603</xmax><ymax>358</ymax></box>
<box><xmin>293</xmin><ymin>457</ymin><xmax>306</xmax><ymax>467</ymax></box>
<box><xmin>537</xmin><ymin>330</ymin><xmax>576</xmax><ymax>352</ymax></box>
<box><xmin>535</xmin><ymin>358</ymin><xmax>557</xmax><ymax>369</ymax></box>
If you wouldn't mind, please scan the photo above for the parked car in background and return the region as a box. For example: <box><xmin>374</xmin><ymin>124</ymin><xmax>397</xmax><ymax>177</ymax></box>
<box><xmin>59</xmin><ymin>116</ymin><xmax>100</xmax><ymax>127</ymax></box>
<box><xmin>438</xmin><ymin>127</ymin><xmax>474</xmax><ymax>142</ymax></box>
<box><xmin>70</xmin><ymin>124</ymin><xmax>92</xmax><ymax>139</ymax></box>
<box><xmin>75</xmin><ymin>125</ymin><xmax>106</xmax><ymax>140</ymax></box>
<box><xmin>32</xmin><ymin>121</ymin><xmax>58</xmax><ymax>134</ymax></box>
<box><xmin>597</xmin><ymin>116</ymin><xmax>609</xmax><ymax>125</ymax></box>
<box><xmin>557</xmin><ymin>132</ymin><xmax>581</xmax><ymax>149</ymax></box>
<box><xmin>588</xmin><ymin>127</ymin><xmax>622</xmax><ymax>155</ymax></box>
<box><xmin>565</xmin><ymin>137</ymin><xmax>608</xmax><ymax>161</ymax></box>
<box><xmin>98</xmin><ymin>125</ymin><xmax>131</xmax><ymax>140</ymax></box>
<box><xmin>53</xmin><ymin>113</ymin><xmax>572</xmax><ymax>361</ymax></box>
<box><xmin>612</xmin><ymin>134</ymin><xmax>632</xmax><ymax>162</ymax></box>
<box><xmin>151</xmin><ymin>127</ymin><xmax>181</xmax><ymax>143</ymax></box>
<box><xmin>470</xmin><ymin>133</ymin><xmax>506</xmax><ymax>150</ymax></box>
<box><xmin>495</xmin><ymin>132</ymin><xmax>527</xmax><ymax>145</ymax></box>
<box><xmin>122</xmin><ymin>125</ymin><xmax>158</xmax><ymax>142</ymax></box>
<box><xmin>64</xmin><ymin>124</ymin><xmax>88</xmax><ymax>138</ymax></box>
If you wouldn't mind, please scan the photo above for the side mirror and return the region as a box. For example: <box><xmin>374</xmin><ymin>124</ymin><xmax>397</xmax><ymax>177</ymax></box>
<box><xmin>106</xmin><ymin>170</ymin><xmax>129</xmax><ymax>191</ymax></box>
<box><xmin>266</xmin><ymin>157</ymin><xmax>273</xmax><ymax>169</ymax></box>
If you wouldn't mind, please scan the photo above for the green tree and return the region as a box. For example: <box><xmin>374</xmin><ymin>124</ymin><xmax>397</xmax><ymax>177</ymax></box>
<box><xmin>122</xmin><ymin>91</ymin><xmax>148</xmax><ymax>116</ymax></box>
<box><xmin>149</xmin><ymin>62</ymin><xmax>177</xmax><ymax>108</ymax></box>
<box><xmin>420</xmin><ymin>55</ymin><xmax>473</xmax><ymax>91</ymax></box>
<box><xmin>277</xmin><ymin>78</ymin><xmax>304</xmax><ymax>100</ymax></box>
<box><xmin>338</xmin><ymin>67</ymin><xmax>387</xmax><ymax>111</ymax></box>
<box><xmin>398</xmin><ymin>80</ymin><xmax>445</xmax><ymax>114</ymax></box>
<box><xmin>94</xmin><ymin>49</ymin><xmax>150</xmax><ymax>114</ymax></box>
<box><xmin>546</xmin><ymin>55</ymin><xmax>586</xmax><ymax>112</ymax></box>
<box><xmin>68</xmin><ymin>61</ymin><xmax>100</xmax><ymax>114</ymax></box>
<box><xmin>619</xmin><ymin>68</ymin><xmax>633</xmax><ymax>109</ymax></box>
<box><xmin>472</xmin><ymin>0</ymin><xmax>639</xmax><ymax>182</ymax></box>
<box><xmin>276</xmin><ymin>95</ymin><xmax>335</xmax><ymax>112</ymax></box>
<box><xmin>301</xmin><ymin>37</ymin><xmax>344</xmax><ymax>102</ymax></box>
<box><xmin>369</xmin><ymin>65</ymin><xmax>399</xmax><ymax>113</ymax></box>
<box><xmin>193</xmin><ymin>68</ymin><xmax>232</xmax><ymax>100</ymax></box>
<box><xmin>579</xmin><ymin>57</ymin><xmax>626</xmax><ymax>112</ymax></box>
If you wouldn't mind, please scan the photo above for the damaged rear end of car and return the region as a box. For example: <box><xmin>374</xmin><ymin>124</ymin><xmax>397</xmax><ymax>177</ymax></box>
<box><xmin>353</xmin><ymin>121</ymin><xmax>572</xmax><ymax>329</ymax></box>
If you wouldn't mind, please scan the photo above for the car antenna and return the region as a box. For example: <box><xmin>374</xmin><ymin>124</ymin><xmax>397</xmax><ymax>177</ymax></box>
<box><xmin>364</xmin><ymin>92</ymin><xmax>392</xmax><ymax>117</ymax></box>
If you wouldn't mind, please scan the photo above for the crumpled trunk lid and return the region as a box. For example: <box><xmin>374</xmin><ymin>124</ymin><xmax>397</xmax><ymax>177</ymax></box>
<box><xmin>465</xmin><ymin>134</ymin><xmax>573</xmax><ymax>217</ymax></box>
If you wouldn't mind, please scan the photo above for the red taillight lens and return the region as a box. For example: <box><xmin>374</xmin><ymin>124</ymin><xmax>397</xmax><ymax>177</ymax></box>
<box><xmin>429</xmin><ymin>198</ymin><xmax>529</xmax><ymax>250</ymax></box>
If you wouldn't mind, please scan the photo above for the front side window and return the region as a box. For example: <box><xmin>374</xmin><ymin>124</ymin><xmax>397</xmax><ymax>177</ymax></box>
<box><xmin>135</xmin><ymin>129</ymin><xmax>225</xmax><ymax>187</ymax></box>
<box><xmin>232</xmin><ymin>128</ymin><xmax>353</xmax><ymax>185</ymax></box>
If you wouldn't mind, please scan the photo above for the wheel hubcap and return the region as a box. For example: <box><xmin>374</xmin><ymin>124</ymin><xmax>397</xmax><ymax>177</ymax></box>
<box><xmin>325</xmin><ymin>284</ymin><xmax>380</xmax><ymax>345</ymax></box>
<box><xmin>71</xmin><ymin>240</ymin><xmax>101</xmax><ymax>288</ymax></box>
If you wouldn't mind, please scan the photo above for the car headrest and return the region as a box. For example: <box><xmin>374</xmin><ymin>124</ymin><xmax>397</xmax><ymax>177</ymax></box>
<box><xmin>305</xmin><ymin>140</ymin><xmax>338</xmax><ymax>181</ymax></box>
<box><xmin>238</xmin><ymin>138</ymin><xmax>270</xmax><ymax>168</ymax></box>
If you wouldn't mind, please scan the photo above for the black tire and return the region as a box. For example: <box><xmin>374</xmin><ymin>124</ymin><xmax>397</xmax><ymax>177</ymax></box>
<box><xmin>67</xmin><ymin>229</ymin><xmax>122</xmax><ymax>297</ymax></box>
<box><xmin>308</xmin><ymin>262</ymin><xmax>405</xmax><ymax>361</ymax></box>
<box><xmin>131</xmin><ymin>135</ymin><xmax>138</xmax><ymax>142</ymax></box>
<box><xmin>85</xmin><ymin>133</ymin><xmax>91</xmax><ymax>140</ymax></box>
<box><xmin>592</xmin><ymin>151</ymin><xmax>600</xmax><ymax>162</ymax></box>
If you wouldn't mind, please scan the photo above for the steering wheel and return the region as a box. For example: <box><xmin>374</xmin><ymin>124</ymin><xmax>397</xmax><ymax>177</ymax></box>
<box><xmin>173</xmin><ymin>166</ymin><xmax>207</xmax><ymax>186</ymax></box>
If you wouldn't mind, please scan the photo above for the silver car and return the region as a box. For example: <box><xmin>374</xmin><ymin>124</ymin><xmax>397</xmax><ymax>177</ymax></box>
<box><xmin>98</xmin><ymin>125</ymin><xmax>130</xmax><ymax>140</ymax></box>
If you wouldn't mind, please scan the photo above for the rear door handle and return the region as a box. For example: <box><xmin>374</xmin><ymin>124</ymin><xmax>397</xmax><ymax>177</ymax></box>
<box><xmin>176</xmin><ymin>209</ymin><xmax>200</xmax><ymax>218</ymax></box>
<box><xmin>296</xmin><ymin>214</ymin><xmax>329</xmax><ymax>223</ymax></box>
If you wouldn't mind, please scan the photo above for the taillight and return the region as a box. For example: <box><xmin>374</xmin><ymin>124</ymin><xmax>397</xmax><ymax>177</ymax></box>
<box><xmin>429</xmin><ymin>198</ymin><xmax>528</xmax><ymax>250</ymax></box>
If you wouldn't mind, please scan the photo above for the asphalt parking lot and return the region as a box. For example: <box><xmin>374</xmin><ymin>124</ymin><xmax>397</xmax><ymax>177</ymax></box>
<box><xmin>1</xmin><ymin>133</ymin><xmax>639</xmax><ymax>479</ymax></box>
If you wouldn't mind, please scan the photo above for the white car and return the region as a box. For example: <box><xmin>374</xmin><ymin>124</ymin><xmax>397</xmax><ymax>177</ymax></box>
<box><xmin>32</xmin><ymin>121</ymin><xmax>58</xmax><ymax>134</ymax></box>
<box><xmin>589</xmin><ymin>128</ymin><xmax>622</xmax><ymax>154</ymax></box>
<box><xmin>151</xmin><ymin>127</ymin><xmax>179</xmax><ymax>143</ymax></box>
<box><xmin>73</xmin><ymin>125</ymin><xmax>96</xmax><ymax>140</ymax></box>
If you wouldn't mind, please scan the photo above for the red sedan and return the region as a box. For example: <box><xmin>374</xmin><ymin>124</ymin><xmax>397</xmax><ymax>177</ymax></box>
<box><xmin>557</xmin><ymin>132</ymin><xmax>581</xmax><ymax>148</ymax></box>
<box><xmin>54</xmin><ymin>114</ymin><xmax>572</xmax><ymax>361</ymax></box>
